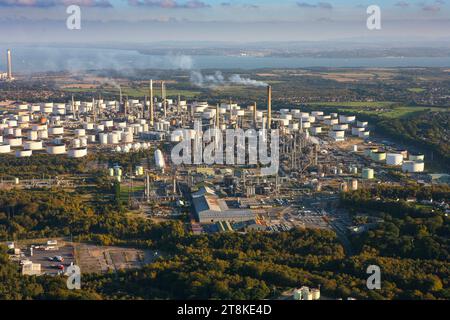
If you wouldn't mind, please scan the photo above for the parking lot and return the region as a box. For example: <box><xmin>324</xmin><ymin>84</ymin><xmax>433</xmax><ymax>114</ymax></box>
<box><xmin>21</xmin><ymin>242</ymin><xmax>75</xmax><ymax>275</ymax></box>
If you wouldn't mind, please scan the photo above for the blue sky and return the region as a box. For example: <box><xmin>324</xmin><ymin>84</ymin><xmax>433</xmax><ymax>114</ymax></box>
<box><xmin>0</xmin><ymin>0</ymin><xmax>449</xmax><ymax>43</ymax></box>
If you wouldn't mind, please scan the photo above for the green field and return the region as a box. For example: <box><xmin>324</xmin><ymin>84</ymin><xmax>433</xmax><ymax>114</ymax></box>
<box><xmin>305</xmin><ymin>101</ymin><xmax>448</xmax><ymax>119</ymax></box>
<box><xmin>407</xmin><ymin>88</ymin><xmax>426</xmax><ymax>93</ymax></box>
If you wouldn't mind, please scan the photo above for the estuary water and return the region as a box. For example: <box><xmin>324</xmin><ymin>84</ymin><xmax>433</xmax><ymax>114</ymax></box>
<box><xmin>2</xmin><ymin>46</ymin><xmax>450</xmax><ymax>73</ymax></box>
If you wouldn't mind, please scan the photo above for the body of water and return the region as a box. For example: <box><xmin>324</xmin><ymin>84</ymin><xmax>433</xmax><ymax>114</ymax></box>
<box><xmin>1</xmin><ymin>46</ymin><xmax>450</xmax><ymax>73</ymax></box>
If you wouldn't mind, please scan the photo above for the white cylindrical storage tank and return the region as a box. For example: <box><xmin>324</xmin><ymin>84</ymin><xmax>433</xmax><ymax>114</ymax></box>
<box><xmin>7</xmin><ymin>120</ymin><xmax>17</xmax><ymax>128</ymax></box>
<box><xmin>32</xmin><ymin>124</ymin><xmax>47</xmax><ymax>131</ymax></box>
<box><xmin>0</xmin><ymin>144</ymin><xmax>11</xmax><ymax>153</ymax></box>
<box><xmin>27</xmin><ymin>130</ymin><xmax>39</xmax><ymax>141</ymax></box>
<box><xmin>68</xmin><ymin>148</ymin><xmax>87</xmax><ymax>158</ymax></box>
<box><xmin>107</xmin><ymin>132</ymin><xmax>119</xmax><ymax>145</ymax></box>
<box><xmin>72</xmin><ymin>139</ymin><xmax>81</xmax><ymax>148</ymax></box>
<box><xmin>18</xmin><ymin>115</ymin><xmax>30</xmax><ymax>123</ymax></box>
<box><xmin>46</xmin><ymin>144</ymin><xmax>66</xmax><ymax>155</ymax></box>
<box><xmin>362</xmin><ymin>168</ymin><xmax>375</xmax><ymax>180</ymax></box>
<box><xmin>5</xmin><ymin>137</ymin><xmax>22</xmax><ymax>147</ymax></box>
<box><xmin>75</xmin><ymin>129</ymin><xmax>86</xmax><ymax>137</ymax></box>
<box><xmin>155</xmin><ymin>149</ymin><xmax>165</xmax><ymax>169</ymax></box>
<box><xmin>324</xmin><ymin>118</ymin><xmax>339</xmax><ymax>126</ymax></box>
<box><xmin>409</xmin><ymin>154</ymin><xmax>425</xmax><ymax>161</ymax></box>
<box><xmin>38</xmin><ymin>130</ymin><xmax>48</xmax><ymax>139</ymax></box>
<box><xmin>352</xmin><ymin>127</ymin><xmax>365</xmax><ymax>136</ymax></box>
<box><xmin>4</xmin><ymin>128</ymin><xmax>14</xmax><ymax>135</ymax></box>
<box><xmin>329</xmin><ymin>130</ymin><xmax>345</xmax><ymax>140</ymax></box>
<box><xmin>99</xmin><ymin>133</ymin><xmax>108</xmax><ymax>145</ymax></box>
<box><xmin>48</xmin><ymin>127</ymin><xmax>64</xmax><ymax>135</ymax></box>
<box><xmin>122</xmin><ymin>132</ymin><xmax>133</xmax><ymax>143</ymax></box>
<box><xmin>83</xmin><ymin>123</ymin><xmax>94</xmax><ymax>130</ymax></box>
<box><xmin>311</xmin><ymin>126</ymin><xmax>322</xmax><ymax>135</ymax></box>
<box><xmin>80</xmin><ymin>137</ymin><xmax>87</xmax><ymax>147</ymax></box>
<box><xmin>15</xmin><ymin>149</ymin><xmax>33</xmax><ymax>158</ymax></box>
<box><xmin>402</xmin><ymin>161</ymin><xmax>425</xmax><ymax>173</ymax></box>
<box><xmin>339</xmin><ymin>115</ymin><xmax>356</xmax><ymax>124</ymax></box>
<box><xmin>333</xmin><ymin>124</ymin><xmax>349</xmax><ymax>131</ymax></box>
<box><xmin>357</xmin><ymin>121</ymin><xmax>368</xmax><ymax>128</ymax></box>
<box><xmin>386</xmin><ymin>153</ymin><xmax>404</xmax><ymax>166</ymax></box>
<box><xmin>116</xmin><ymin>122</ymin><xmax>127</xmax><ymax>129</ymax></box>
<box><xmin>103</xmin><ymin>120</ymin><xmax>114</xmax><ymax>128</ymax></box>
<box><xmin>23</xmin><ymin>140</ymin><xmax>43</xmax><ymax>150</ymax></box>
<box><xmin>358</xmin><ymin>131</ymin><xmax>370</xmax><ymax>139</ymax></box>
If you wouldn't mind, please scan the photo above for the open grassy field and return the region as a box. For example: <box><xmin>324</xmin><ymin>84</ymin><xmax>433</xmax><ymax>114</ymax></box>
<box><xmin>305</xmin><ymin>101</ymin><xmax>448</xmax><ymax>119</ymax></box>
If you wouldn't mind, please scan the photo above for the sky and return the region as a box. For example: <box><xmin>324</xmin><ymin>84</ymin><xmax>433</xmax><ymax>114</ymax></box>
<box><xmin>0</xmin><ymin>0</ymin><xmax>450</xmax><ymax>43</ymax></box>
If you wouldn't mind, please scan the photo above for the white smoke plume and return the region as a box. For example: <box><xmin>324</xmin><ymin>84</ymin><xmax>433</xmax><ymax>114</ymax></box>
<box><xmin>190</xmin><ymin>70</ymin><xmax>267</xmax><ymax>88</ymax></box>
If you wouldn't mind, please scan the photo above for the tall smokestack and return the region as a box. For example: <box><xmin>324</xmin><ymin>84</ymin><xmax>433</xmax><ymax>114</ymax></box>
<box><xmin>149</xmin><ymin>80</ymin><xmax>154</xmax><ymax>125</ymax></box>
<box><xmin>161</xmin><ymin>81</ymin><xmax>167</xmax><ymax>118</ymax></box>
<box><xmin>216</xmin><ymin>103</ymin><xmax>220</xmax><ymax>128</ymax></box>
<box><xmin>6</xmin><ymin>49</ymin><xmax>12</xmax><ymax>80</ymax></box>
<box><xmin>253</xmin><ymin>102</ymin><xmax>257</xmax><ymax>128</ymax></box>
<box><xmin>267</xmin><ymin>85</ymin><xmax>272</xmax><ymax>129</ymax></box>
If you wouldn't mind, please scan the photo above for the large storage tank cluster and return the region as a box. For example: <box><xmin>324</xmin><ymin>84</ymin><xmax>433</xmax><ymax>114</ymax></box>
<box><xmin>0</xmin><ymin>100</ymin><xmax>140</xmax><ymax>158</ymax></box>
<box><xmin>362</xmin><ymin>146</ymin><xmax>425</xmax><ymax>173</ymax></box>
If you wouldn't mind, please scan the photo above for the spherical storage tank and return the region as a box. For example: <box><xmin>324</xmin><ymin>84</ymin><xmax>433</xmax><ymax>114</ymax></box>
<box><xmin>386</xmin><ymin>153</ymin><xmax>403</xmax><ymax>166</ymax></box>
<box><xmin>155</xmin><ymin>149</ymin><xmax>165</xmax><ymax>169</ymax></box>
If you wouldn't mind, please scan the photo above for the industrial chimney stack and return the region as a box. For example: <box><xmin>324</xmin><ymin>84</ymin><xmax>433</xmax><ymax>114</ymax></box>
<box><xmin>253</xmin><ymin>102</ymin><xmax>257</xmax><ymax>128</ymax></box>
<box><xmin>267</xmin><ymin>85</ymin><xmax>272</xmax><ymax>129</ymax></box>
<box><xmin>6</xmin><ymin>49</ymin><xmax>12</xmax><ymax>80</ymax></box>
<box><xmin>149</xmin><ymin>79</ymin><xmax>154</xmax><ymax>125</ymax></box>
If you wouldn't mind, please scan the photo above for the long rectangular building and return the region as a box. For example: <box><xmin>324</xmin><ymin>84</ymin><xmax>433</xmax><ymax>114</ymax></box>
<box><xmin>192</xmin><ymin>186</ymin><xmax>255</xmax><ymax>224</ymax></box>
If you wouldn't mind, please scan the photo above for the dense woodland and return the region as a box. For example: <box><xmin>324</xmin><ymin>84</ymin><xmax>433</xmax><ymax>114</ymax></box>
<box><xmin>0</xmin><ymin>183</ymin><xmax>449</xmax><ymax>300</ymax></box>
<box><xmin>377</xmin><ymin>112</ymin><xmax>450</xmax><ymax>171</ymax></box>
<box><xmin>341</xmin><ymin>186</ymin><xmax>450</xmax><ymax>261</ymax></box>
